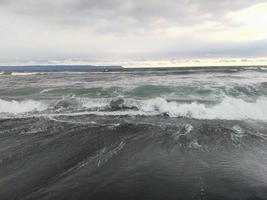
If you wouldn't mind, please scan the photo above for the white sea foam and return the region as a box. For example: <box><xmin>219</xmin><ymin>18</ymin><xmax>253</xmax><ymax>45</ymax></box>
<box><xmin>2</xmin><ymin>96</ymin><xmax>266</xmax><ymax>121</ymax></box>
<box><xmin>79</xmin><ymin>98</ymin><xmax>110</xmax><ymax>110</ymax></box>
<box><xmin>49</xmin><ymin>97</ymin><xmax>267</xmax><ymax>121</ymax></box>
<box><xmin>11</xmin><ymin>72</ymin><xmax>42</xmax><ymax>76</ymax></box>
<box><xmin>0</xmin><ymin>99</ymin><xmax>48</xmax><ymax>114</ymax></box>
<box><xmin>40</xmin><ymin>88</ymin><xmax>56</xmax><ymax>94</ymax></box>
<box><xmin>139</xmin><ymin>97</ymin><xmax>267</xmax><ymax>120</ymax></box>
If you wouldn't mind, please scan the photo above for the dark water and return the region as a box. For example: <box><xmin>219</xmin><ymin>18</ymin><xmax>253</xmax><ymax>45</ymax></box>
<box><xmin>0</xmin><ymin>67</ymin><xmax>267</xmax><ymax>199</ymax></box>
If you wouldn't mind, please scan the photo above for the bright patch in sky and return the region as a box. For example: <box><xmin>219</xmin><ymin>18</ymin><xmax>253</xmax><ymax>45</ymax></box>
<box><xmin>0</xmin><ymin>0</ymin><xmax>267</xmax><ymax>65</ymax></box>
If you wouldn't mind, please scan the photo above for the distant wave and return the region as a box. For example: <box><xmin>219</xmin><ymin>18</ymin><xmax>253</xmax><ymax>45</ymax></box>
<box><xmin>40</xmin><ymin>88</ymin><xmax>57</xmax><ymax>94</ymax></box>
<box><xmin>0</xmin><ymin>99</ymin><xmax>48</xmax><ymax>114</ymax></box>
<box><xmin>25</xmin><ymin>83</ymin><xmax>267</xmax><ymax>99</ymax></box>
<box><xmin>127</xmin><ymin>83</ymin><xmax>267</xmax><ymax>98</ymax></box>
<box><xmin>11</xmin><ymin>72</ymin><xmax>45</xmax><ymax>76</ymax></box>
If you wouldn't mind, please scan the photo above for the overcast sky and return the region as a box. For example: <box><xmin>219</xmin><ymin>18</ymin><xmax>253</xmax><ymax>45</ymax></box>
<box><xmin>0</xmin><ymin>0</ymin><xmax>267</xmax><ymax>63</ymax></box>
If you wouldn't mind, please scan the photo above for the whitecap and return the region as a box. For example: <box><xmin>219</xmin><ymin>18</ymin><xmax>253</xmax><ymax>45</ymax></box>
<box><xmin>32</xmin><ymin>97</ymin><xmax>267</xmax><ymax>121</ymax></box>
<box><xmin>139</xmin><ymin>97</ymin><xmax>267</xmax><ymax>121</ymax></box>
<box><xmin>11</xmin><ymin>72</ymin><xmax>42</xmax><ymax>76</ymax></box>
<box><xmin>79</xmin><ymin>98</ymin><xmax>110</xmax><ymax>110</ymax></box>
<box><xmin>0</xmin><ymin>99</ymin><xmax>48</xmax><ymax>114</ymax></box>
<box><xmin>40</xmin><ymin>88</ymin><xmax>55</xmax><ymax>94</ymax></box>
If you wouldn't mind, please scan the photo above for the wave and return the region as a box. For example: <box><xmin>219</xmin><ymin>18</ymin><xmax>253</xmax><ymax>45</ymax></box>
<box><xmin>79</xmin><ymin>98</ymin><xmax>110</xmax><ymax>109</ymax></box>
<box><xmin>0</xmin><ymin>99</ymin><xmax>48</xmax><ymax>114</ymax></box>
<box><xmin>1</xmin><ymin>96</ymin><xmax>267</xmax><ymax>121</ymax></box>
<box><xmin>127</xmin><ymin>83</ymin><xmax>267</xmax><ymax>98</ymax></box>
<box><xmin>139</xmin><ymin>97</ymin><xmax>267</xmax><ymax>120</ymax></box>
<box><xmin>35</xmin><ymin>83</ymin><xmax>267</xmax><ymax>99</ymax></box>
<box><xmin>40</xmin><ymin>88</ymin><xmax>57</xmax><ymax>94</ymax></box>
<box><xmin>68</xmin><ymin>97</ymin><xmax>267</xmax><ymax>121</ymax></box>
<box><xmin>1</xmin><ymin>83</ymin><xmax>264</xmax><ymax>102</ymax></box>
<box><xmin>11</xmin><ymin>72</ymin><xmax>45</xmax><ymax>76</ymax></box>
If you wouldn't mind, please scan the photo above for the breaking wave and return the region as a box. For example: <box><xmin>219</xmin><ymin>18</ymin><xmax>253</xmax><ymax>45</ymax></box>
<box><xmin>139</xmin><ymin>97</ymin><xmax>267</xmax><ymax>120</ymax></box>
<box><xmin>40</xmin><ymin>88</ymin><xmax>56</xmax><ymax>94</ymax></box>
<box><xmin>73</xmin><ymin>97</ymin><xmax>267</xmax><ymax>120</ymax></box>
<box><xmin>1</xmin><ymin>96</ymin><xmax>267</xmax><ymax>121</ymax></box>
<box><xmin>11</xmin><ymin>72</ymin><xmax>45</xmax><ymax>76</ymax></box>
<box><xmin>0</xmin><ymin>99</ymin><xmax>48</xmax><ymax>114</ymax></box>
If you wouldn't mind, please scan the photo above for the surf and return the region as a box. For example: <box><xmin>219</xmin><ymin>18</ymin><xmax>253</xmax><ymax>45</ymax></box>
<box><xmin>0</xmin><ymin>98</ymin><xmax>48</xmax><ymax>114</ymax></box>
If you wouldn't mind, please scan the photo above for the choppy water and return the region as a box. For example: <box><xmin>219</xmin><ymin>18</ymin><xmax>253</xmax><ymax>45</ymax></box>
<box><xmin>0</xmin><ymin>67</ymin><xmax>267</xmax><ymax>199</ymax></box>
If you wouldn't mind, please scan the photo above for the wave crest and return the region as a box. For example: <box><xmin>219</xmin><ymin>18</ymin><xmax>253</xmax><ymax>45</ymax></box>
<box><xmin>79</xmin><ymin>97</ymin><xmax>267</xmax><ymax>120</ymax></box>
<box><xmin>1</xmin><ymin>96</ymin><xmax>267</xmax><ymax>121</ymax></box>
<box><xmin>0</xmin><ymin>99</ymin><xmax>48</xmax><ymax>114</ymax></box>
<box><xmin>11</xmin><ymin>72</ymin><xmax>45</xmax><ymax>76</ymax></box>
<box><xmin>140</xmin><ymin>97</ymin><xmax>267</xmax><ymax>120</ymax></box>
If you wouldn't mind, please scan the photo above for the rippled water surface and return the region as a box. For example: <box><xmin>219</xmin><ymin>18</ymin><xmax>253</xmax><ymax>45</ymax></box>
<box><xmin>0</xmin><ymin>68</ymin><xmax>267</xmax><ymax>200</ymax></box>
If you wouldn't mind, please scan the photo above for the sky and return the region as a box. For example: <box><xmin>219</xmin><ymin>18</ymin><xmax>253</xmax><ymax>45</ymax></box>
<box><xmin>0</xmin><ymin>0</ymin><xmax>267</xmax><ymax>65</ymax></box>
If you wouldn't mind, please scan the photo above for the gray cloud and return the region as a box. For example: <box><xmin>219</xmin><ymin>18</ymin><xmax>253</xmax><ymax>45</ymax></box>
<box><xmin>163</xmin><ymin>39</ymin><xmax>267</xmax><ymax>58</ymax></box>
<box><xmin>1</xmin><ymin>0</ymin><xmax>266</xmax><ymax>29</ymax></box>
<box><xmin>0</xmin><ymin>0</ymin><xmax>267</xmax><ymax>62</ymax></box>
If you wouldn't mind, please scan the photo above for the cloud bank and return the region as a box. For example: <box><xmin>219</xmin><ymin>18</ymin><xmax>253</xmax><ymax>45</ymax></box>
<box><xmin>0</xmin><ymin>0</ymin><xmax>267</xmax><ymax>63</ymax></box>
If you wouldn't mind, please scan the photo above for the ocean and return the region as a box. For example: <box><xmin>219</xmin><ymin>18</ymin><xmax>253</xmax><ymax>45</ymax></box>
<box><xmin>0</xmin><ymin>66</ymin><xmax>267</xmax><ymax>199</ymax></box>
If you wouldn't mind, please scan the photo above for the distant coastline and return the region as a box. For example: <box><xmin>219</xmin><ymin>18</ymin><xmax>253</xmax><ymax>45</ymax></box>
<box><xmin>0</xmin><ymin>64</ymin><xmax>266</xmax><ymax>73</ymax></box>
<box><xmin>0</xmin><ymin>65</ymin><xmax>123</xmax><ymax>72</ymax></box>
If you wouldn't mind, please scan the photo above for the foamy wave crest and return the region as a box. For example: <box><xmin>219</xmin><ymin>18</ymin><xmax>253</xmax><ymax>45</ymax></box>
<box><xmin>11</xmin><ymin>72</ymin><xmax>43</xmax><ymax>76</ymax></box>
<box><xmin>71</xmin><ymin>97</ymin><xmax>267</xmax><ymax>120</ymax></box>
<box><xmin>79</xmin><ymin>98</ymin><xmax>110</xmax><ymax>110</ymax></box>
<box><xmin>140</xmin><ymin>97</ymin><xmax>267</xmax><ymax>120</ymax></box>
<box><xmin>0</xmin><ymin>99</ymin><xmax>48</xmax><ymax>114</ymax></box>
<box><xmin>40</xmin><ymin>88</ymin><xmax>56</xmax><ymax>94</ymax></box>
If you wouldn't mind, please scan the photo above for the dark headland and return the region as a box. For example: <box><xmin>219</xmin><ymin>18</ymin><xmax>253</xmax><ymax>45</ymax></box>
<box><xmin>0</xmin><ymin>64</ymin><xmax>267</xmax><ymax>73</ymax></box>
